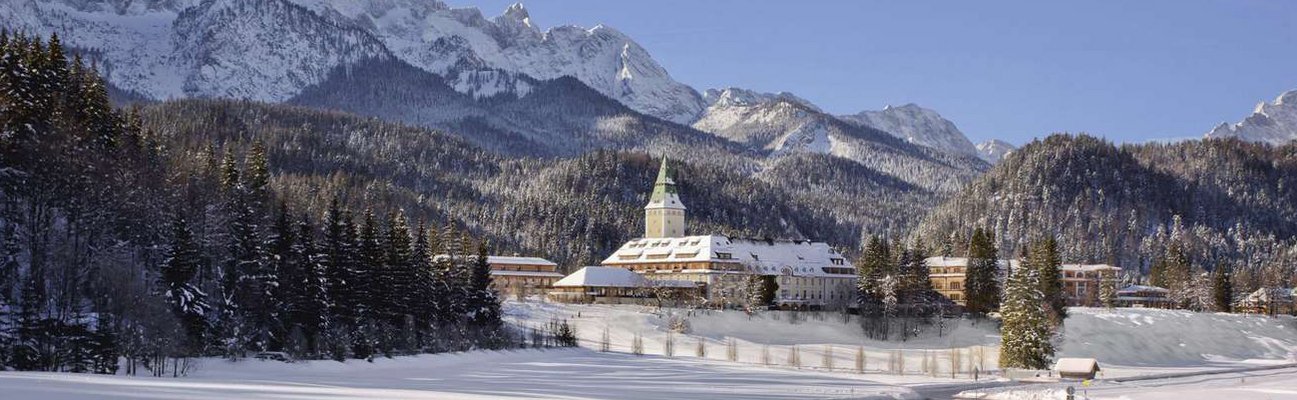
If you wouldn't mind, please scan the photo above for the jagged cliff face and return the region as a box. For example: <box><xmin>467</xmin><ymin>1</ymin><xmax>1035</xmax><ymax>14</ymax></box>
<box><xmin>691</xmin><ymin>88</ymin><xmax>989</xmax><ymax>193</ymax></box>
<box><xmin>1206</xmin><ymin>90</ymin><xmax>1297</xmax><ymax>146</ymax></box>
<box><xmin>839</xmin><ymin>103</ymin><xmax>982</xmax><ymax>159</ymax></box>
<box><xmin>976</xmin><ymin>139</ymin><xmax>1016</xmax><ymax>164</ymax></box>
<box><xmin>1</xmin><ymin>0</ymin><xmax>704</xmax><ymax>122</ymax></box>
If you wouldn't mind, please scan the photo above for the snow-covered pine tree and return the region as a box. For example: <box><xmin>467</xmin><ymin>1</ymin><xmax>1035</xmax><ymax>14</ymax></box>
<box><xmin>409</xmin><ymin>221</ymin><xmax>436</xmax><ymax>340</ymax></box>
<box><xmin>999</xmin><ymin>246</ymin><xmax>1055</xmax><ymax>370</ymax></box>
<box><xmin>159</xmin><ymin>215</ymin><xmax>209</xmax><ymax>354</ymax></box>
<box><xmin>322</xmin><ymin>199</ymin><xmax>355</xmax><ymax>324</ymax></box>
<box><xmin>269</xmin><ymin>201</ymin><xmax>297</xmax><ymax>350</ymax></box>
<box><xmin>467</xmin><ymin>242</ymin><xmax>501</xmax><ymax>332</ymax></box>
<box><xmin>1031</xmin><ymin>237</ymin><xmax>1067</xmax><ymax>322</ymax></box>
<box><xmin>1164</xmin><ymin>243</ymin><xmax>1194</xmax><ymax>309</ymax></box>
<box><xmin>294</xmin><ymin>212</ymin><xmax>327</xmax><ymax>356</ymax></box>
<box><xmin>856</xmin><ymin>236</ymin><xmax>891</xmax><ymax>308</ymax></box>
<box><xmin>355</xmin><ymin>210</ymin><xmax>383</xmax><ymax>322</ymax></box>
<box><xmin>382</xmin><ymin>211</ymin><xmax>414</xmax><ymax>326</ymax></box>
<box><xmin>1099</xmin><ymin>274</ymin><xmax>1117</xmax><ymax>309</ymax></box>
<box><xmin>227</xmin><ymin>147</ymin><xmax>276</xmax><ymax>352</ymax></box>
<box><xmin>1212</xmin><ymin>264</ymin><xmax>1232</xmax><ymax>313</ymax></box>
<box><xmin>964</xmin><ymin>228</ymin><xmax>1001</xmax><ymax>315</ymax></box>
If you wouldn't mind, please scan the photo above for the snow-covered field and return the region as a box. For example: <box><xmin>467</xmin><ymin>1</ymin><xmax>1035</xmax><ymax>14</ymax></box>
<box><xmin>506</xmin><ymin>301</ymin><xmax>1297</xmax><ymax>378</ymax></box>
<box><xmin>957</xmin><ymin>366</ymin><xmax>1297</xmax><ymax>399</ymax></box>
<box><xmin>1</xmin><ymin>302</ymin><xmax>1294</xmax><ymax>399</ymax></box>
<box><xmin>0</xmin><ymin>349</ymin><xmax>941</xmax><ymax>399</ymax></box>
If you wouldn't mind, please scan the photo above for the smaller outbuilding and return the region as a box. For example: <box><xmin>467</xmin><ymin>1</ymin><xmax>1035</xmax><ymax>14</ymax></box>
<box><xmin>1115</xmin><ymin>285</ymin><xmax>1174</xmax><ymax>308</ymax></box>
<box><xmin>548</xmin><ymin>266</ymin><xmax>698</xmax><ymax>305</ymax></box>
<box><xmin>1054</xmin><ymin>357</ymin><xmax>1101</xmax><ymax>380</ymax></box>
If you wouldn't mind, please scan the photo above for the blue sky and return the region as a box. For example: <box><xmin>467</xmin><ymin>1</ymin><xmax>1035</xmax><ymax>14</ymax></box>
<box><xmin>462</xmin><ymin>0</ymin><xmax>1297</xmax><ymax>145</ymax></box>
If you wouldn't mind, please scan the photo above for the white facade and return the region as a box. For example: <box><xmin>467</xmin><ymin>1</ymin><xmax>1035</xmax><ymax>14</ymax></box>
<box><xmin>602</xmin><ymin>235</ymin><xmax>857</xmax><ymax>307</ymax></box>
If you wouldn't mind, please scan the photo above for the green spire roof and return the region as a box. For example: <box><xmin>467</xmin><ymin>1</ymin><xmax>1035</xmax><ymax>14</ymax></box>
<box><xmin>647</xmin><ymin>157</ymin><xmax>685</xmax><ymax>209</ymax></box>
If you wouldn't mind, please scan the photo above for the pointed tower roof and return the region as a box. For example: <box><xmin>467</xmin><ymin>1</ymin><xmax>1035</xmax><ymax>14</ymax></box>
<box><xmin>646</xmin><ymin>157</ymin><xmax>685</xmax><ymax>210</ymax></box>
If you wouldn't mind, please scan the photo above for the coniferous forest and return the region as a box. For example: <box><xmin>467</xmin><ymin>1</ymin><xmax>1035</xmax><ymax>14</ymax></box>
<box><xmin>0</xmin><ymin>33</ymin><xmax>513</xmax><ymax>374</ymax></box>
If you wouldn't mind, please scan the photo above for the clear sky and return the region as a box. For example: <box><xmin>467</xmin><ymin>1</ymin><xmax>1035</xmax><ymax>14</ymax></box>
<box><xmin>461</xmin><ymin>0</ymin><xmax>1297</xmax><ymax>145</ymax></box>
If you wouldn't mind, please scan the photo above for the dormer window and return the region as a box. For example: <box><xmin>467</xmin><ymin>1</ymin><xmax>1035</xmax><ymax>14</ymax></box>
<box><xmin>716</xmin><ymin>252</ymin><xmax>733</xmax><ymax>260</ymax></box>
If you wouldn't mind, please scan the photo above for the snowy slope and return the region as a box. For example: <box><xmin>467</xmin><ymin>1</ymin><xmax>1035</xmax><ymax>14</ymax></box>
<box><xmin>692</xmin><ymin>88</ymin><xmax>836</xmax><ymax>153</ymax></box>
<box><xmin>1205</xmin><ymin>89</ymin><xmax>1297</xmax><ymax>146</ymax></box>
<box><xmin>976</xmin><ymin>139</ymin><xmax>1016</xmax><ymax>163</ymax></box>
<box><xmin>1</xmin><ymin>0</ymin><xmax>703</xmax><ymax>122</ymax></box>
<box><xmin>0</xmin><ymin>0</ymin><xmax>392</xmax><ymax>101</ymax></box>
<box><xmin>692</xmin><ymin>88</ymin><xmax>988</xmax><ymax>192</ymax></box>
<box><xmin>840</xmin><ymin>104</ymin><xmax>982</xmax><ymax>158</ymax></box>
<box><xmin>250</xmin><ymin>0</ymin><xmax>704</xmax><ymax>123</ymax></box>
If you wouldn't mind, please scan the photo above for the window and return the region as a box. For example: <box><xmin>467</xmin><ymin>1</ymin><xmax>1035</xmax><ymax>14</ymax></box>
<box><xmin>716</xmin><ymin>252</ymin><xmax>733</xmax><ymax>260</ymax></box>
<box><xmin>831</xmin><ymin>258</ymin><xmax>844</xmax><ymax>265</ymax></box>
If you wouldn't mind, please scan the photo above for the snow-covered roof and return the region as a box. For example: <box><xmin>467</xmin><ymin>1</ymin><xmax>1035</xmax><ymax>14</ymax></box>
<box><xmin>1243</xmin><ymin>288</ymin><xmax>1296</xmax><ymax>303</ymax></box>
<box><xmin>554</xmin><ymin>267</ymin><xmax>649</xmax><ymax>288</ymax></box>
<box><xmin>485</xmin><ymin>256</ymin><xmax>557</xmax><ymax>267</ymax></box>
<box><xmin>432</xmin><ymin>254</ymin><xmax>557</xmax><ymax>267</ymax></box>
<box><xmin>923</xmin><ymin>257</ymin><xmax>1017</xmax><ymax>269</ymax></box>
<box><xmin>1054</xmin><ymin>358</ymin><xmax>1100</xmax><ymax>373</ymax></box>
<box><xmin>1062</xmin><ymin>264</ymin><xmax>1121</xmax><ymax>273</ymax></box>
<box><xmin>1117</xmin><ymin>285</ymin><xmax>1169</xmax><ymax>295</ymax></box>
<box><xmin>490</xmin><ymin>270</ymin><xmax>565</xmax><ymax>278</ymax></box>
<box><xmin>602</xmin><ymin>235</ymin><xmax>854</xmax><ymax>278</ymax></box>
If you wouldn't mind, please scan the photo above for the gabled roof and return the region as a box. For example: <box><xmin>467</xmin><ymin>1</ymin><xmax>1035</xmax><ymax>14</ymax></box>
<box><xmin>602</xmin><ymin>235</ymin><xmax>854</xmax><ymax>278</ymax></box>
<box><xmin>1054</xmin><ymin>358</ymin><xmax>1100</xmax><ymax>373</ymax></box>
<box><xmin>923</xmin><ymin>256</ymin><xmax>1017</xmax><ymax>270</ymax></box>
<box><xmin>554</xmin><ymin>267</ymin><xmax>650</xmax><ymax>288</ymax></box>
<box><xmin>432</xmin><ymin>254</ymin><xmax>557</xmax><ymax>267</ymax></box>
<box><xmin>1061</xmin><ymin>263</ymin><xmax>1121</xmax><ymax>272</ymax></box>
<box><xmin>1117</xmin><ymin>285</ymin><xmax>1169</xmax><ymax>295</ymax></box>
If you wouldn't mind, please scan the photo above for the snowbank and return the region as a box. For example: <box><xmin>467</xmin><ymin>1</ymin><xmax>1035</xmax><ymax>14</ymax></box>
<box><xmin>1059</xmin><ymin>307</ymin><xmax>1297</xmax><ymax>367</ymax></box>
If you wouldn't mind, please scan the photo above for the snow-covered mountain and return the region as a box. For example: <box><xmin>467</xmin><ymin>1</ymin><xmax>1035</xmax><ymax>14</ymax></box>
<box><xmin>1204</xmin><ymin>89</ymin><xmax>1297</xmax><ymax>146</ymax></box>
<box><xmin>0</xmin><ymin>0</ymin><xmax>393</xmax><ymax>101</ymax></box>
<box><xmin>0</xmin><ymin>0</ymin><xmax>704</xmax><ymax>123</ymax></box>
<box><xmin>691</xmin><ymin>88</ymin><xmax>988</xmax><ymax>192</ymax></box>
<box><xmin>976</xmin><ymin>139</ymin><xmax>1015</xmax><ymax>163</ymax></box>
<box><xmin>838</xmin><ymin>104</ymin><xmax>981</xmax><ymax>158</ymax></box>
<box><xmin>289</xmin><ymin>0</ymin><xmax>704</xmax><ymax>123</ymax></box>
<box><xmin>693</xmin><ymin>88</ymin><xmax>834</xmax><ymax>152</ymax></box>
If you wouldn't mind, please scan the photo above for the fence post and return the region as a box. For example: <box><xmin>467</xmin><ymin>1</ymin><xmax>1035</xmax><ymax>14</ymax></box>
<box><xmin>823</xmin><ymin>345</ymin><xmax>834</xmax><ymax>370</ymax></box>
<box><xmin>855</xmin><ymin>346</ymin><xmax>865</xmax><ymax>374</ymax></box>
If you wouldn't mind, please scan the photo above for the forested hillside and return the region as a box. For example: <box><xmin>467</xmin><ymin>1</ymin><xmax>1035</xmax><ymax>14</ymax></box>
<box><xmin>290</xmin><ymin>58</ymin><xmax>742</xmax><ymax>160</ymax></box>
<box><xmin>916</xmin><ymin>134</ymin><xmax>1297</xmax><ymax>290</ymax></box>
<box><xmin>139</xmin><ymin>99</ymin><xmax>936</xmax><ymax>266</ymax></box>
<box><xmin>0</xmin><ymin>33</ymin><xmax>513</xmax><ymax>374</ymax></box>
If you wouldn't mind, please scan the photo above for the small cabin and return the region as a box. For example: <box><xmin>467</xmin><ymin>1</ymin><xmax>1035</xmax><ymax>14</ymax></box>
<box><xmin>1054</xmin><ymin>358</ymin><xmax>1100</xmax><ymax>380</ymax></box>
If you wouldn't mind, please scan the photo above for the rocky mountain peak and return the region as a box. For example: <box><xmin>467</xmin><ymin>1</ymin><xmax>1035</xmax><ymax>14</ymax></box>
<box><xmin>1205</xmin><ymin>88</ymin><xmax>1297</xmax><ymax>146</ymax></box>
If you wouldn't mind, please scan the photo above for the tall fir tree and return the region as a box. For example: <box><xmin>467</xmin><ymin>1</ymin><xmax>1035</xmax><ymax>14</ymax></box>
<box><xmin>1032</xmin><ymin>237</ymin><xmax>1067</xmax><ymax>322</ymax></box>
<box><xmin>466</xmin><ymin>242</ymin><xmax>501</xmax><ymax>332</ymax></box>
<box><xmin>159</xmin><ymin>215</ymin><xmax>209</xmax><ymax>353</ymax></box>
<box><xmin>1212</xmin><ymin>264</ymin><xmax>1233</xmax><ymax>313</ymax></box>
<box><xmin>964</xmin><ymin>228</ymin><xmax>1001</xmax><ymax>315</ymax></box>
<box><xmin>999</xmin><ymin>245</ymin><xmax>1055</xmax><ymax>370</ymax></box>
<box><xmin>856</xmin><ymin>235</ymin><xmax>891</xmax><ymax>310</ymax></box>
<box><xmin>382</xmin><ymin>211</ymin><xmax>414</xmax><ymax>325</ymax></box>
<box><xmin>355</xmin><ymin>210</ymin><xmax>383</xmax><ymax>322</ymax></box>
<box><xmin>322</xmin><ymin>198</ymin><xmax>355</xmax><ymax>324</ymax></box>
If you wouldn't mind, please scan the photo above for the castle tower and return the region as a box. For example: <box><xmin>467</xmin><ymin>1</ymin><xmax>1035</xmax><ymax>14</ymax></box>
<box><xmin>644</xmin><ymin>157</ymin><xmax>686</xmax><ymax>238</ymax></box>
